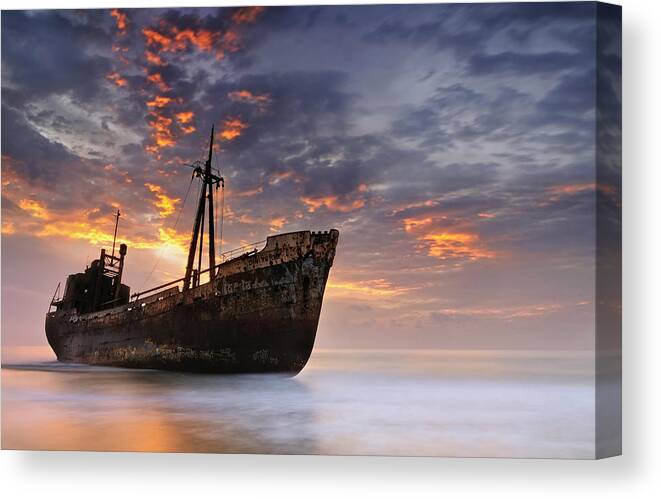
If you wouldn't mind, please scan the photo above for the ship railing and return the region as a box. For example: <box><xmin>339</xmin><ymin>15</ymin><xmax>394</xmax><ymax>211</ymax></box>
<box><xmin>217</xmin><ymin>240</ymin><xmax>266</xmax><ymax>262</ymax></box>
<box><xmin>130</xmin><ymin>286</ymin><xmax>180</xmax><ymax>308</ymax></box>
<box><xmin>130</xmin><ymin>239</ymin><xmax>267</xmax><ymax>302</ymax></box>
<box><xmin>47</xmin><ymin>282</ymin><xmax>61</xmax><ymax>314</ymax></box>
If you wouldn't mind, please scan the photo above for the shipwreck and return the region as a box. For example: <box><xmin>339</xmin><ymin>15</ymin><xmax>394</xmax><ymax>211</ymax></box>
<box><xmin>45</xmin><ymin>126</ymin><xmax>339</xmax><ymax>374</ymax></box>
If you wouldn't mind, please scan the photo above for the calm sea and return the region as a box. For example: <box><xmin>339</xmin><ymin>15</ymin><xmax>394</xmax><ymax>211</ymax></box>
<box><xmin>1</xmin><ymin>347</ymin><xmax>595</xmax><ymax>458</ymax></box>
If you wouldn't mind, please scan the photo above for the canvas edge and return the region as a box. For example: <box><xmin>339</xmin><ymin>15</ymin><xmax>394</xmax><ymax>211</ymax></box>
<box><xmin>594</xmin><ymin>0</ymin><xmax>622</xmax><ymax>460</ymax></box>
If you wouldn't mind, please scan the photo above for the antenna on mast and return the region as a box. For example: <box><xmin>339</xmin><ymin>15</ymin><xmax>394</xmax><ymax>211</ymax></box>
<box><xmin>111</xmin><ymin>209</ymin><xmax>121</xmax><ymax>258</ymax></box>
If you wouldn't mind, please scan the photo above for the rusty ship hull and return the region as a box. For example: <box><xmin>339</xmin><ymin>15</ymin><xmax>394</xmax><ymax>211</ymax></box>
<box><xmin>45</xmin><ymin>230</ymin><xmax>338</xmax><ymax>374</ymax></box>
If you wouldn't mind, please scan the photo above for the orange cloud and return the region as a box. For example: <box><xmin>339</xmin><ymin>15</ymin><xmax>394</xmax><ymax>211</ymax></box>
<box><xmin>36</xmin><ymin>222</ymin><xmax>121</xmax><ymax>246</ymax></box>
<box><xmin>152</xmin><ymin>227</ymin><xmax>189</xmax><ymax>254</ymax></box>
<box><xmin>106</xmin><ymin>72</ymin><xmax>128</xmax><ymax>87</ymax></box>
<box><xmin>145</xmin><ymin>50</ymin><xmax>165</xmax><ymax>66</ymax></box>
<box><xmin>18</xmin><ymin>199</ymin><xmax>50</xmax><ymax>219</ymax></box>
<box><xmin>218</xmin><ymin>118</ymin><xmax>248</xmax><ymax>141</ymax></box>
<box><xmin>2</xmin><ymin>220</ymin><xmax>16</xmax><ymax>235</ymax></box>
<box><xmin>228</xmin><ymin>90</ymin><xmax>271</xmax><ymax>105</ymax></box>
<box><xmin>147</xmin><ymin>113</ymin><xmax>175</xmax><ymax>151</ymax></box>
<box><xmin>143</xmin><ymin>26</ymin><xmax>222</xmax><ymax>57</ymax></box>
<box><xmin>219</xmin><ymin>30</ymin><xmax>241</xmax><ymax>57</ymax></box>
<box><xmin>174</xmin><ymin>111</ymin><xmax>195</xmax><ymax>134</ymax></box>
<box><xmin>4</xmin><ymin>202</ymin><xmax>129</xmax><ymax>248</ymax></box>
<box><xmin>231</xmin><ymin>6</ymin><xmax>266</xmax><ymax>24</ymax></box>
<box><xmin>548</xmin><ymin>183</ymin><xmax>595</xmax><ymax>196</ymax></box>
<box><xmin>172</xmin><ymin>27</ymin><xmax>216</xmax><ymax>52</ymax></box>
<box><xmin>175</xmin><ymin>111</ymin><xmax>194</xmax><ymax>124</ymax></box>
<box><xmin>146</xmin><ymin>96</ymin><xmax>173</xmax><ymax>108</ymax></box>
<box><xmin>147</xmin><ymin>73</ymin><xmax>170</xmax><ymax>92</ymax></box>
<box><xmin>2</xmin><ymin>169</ymin><xmax>190</xmax><ymax>257</ymax></box>
<box><xmin>401</xmin><ymin>214</ymin><xmax>495</xmax><ymax>263</ymax></box>
<box><xmin>233</xmin><ymin>185</ymin><xmax>263</xmax><ymax>198</ymax></box>
<box><xmin>541</xmin><ymin>182</ymin><xmax>619</xmax><ymax>206</ymax></box>
<box><xmin>403</xmin><ymin>217</ymin><xmax>434</xmax><ymax>233</ymax></box>
<box><xmin>305</xmin><ymin>196</ymin><xmax>366</xmax><ymax>213</ymax></box>
<box><xmin>421</xmin><ymin>232</ymin><xmax>495</xmax><ymax>261</ymax></box>
<box><xmin>145</xmin><ymin>183</ymin><xmax>180</xmax><ymax>218</ymax></box>
<box><xmin>143</xmin><ymin>27</ymin><xmax>175</xmax><ymax>51</ymax></box>
<box><xmin>301</xmin><ymin>186</ymin><xmax>368</xmax><ymax>213</ymax></box>
<box><xmin>597</xmin><ymin>183</ymin><xmax>617</xmax><ymax>196</ymax></box>
<box><xmin>26</xmin><ymin>216</ymin><xmax>190</xmax><ymax>255</ymax></box>
<box><xmin>269</xmin><ymin>217</ymin><xmax>286</xmax><ymax>232</ymax></box>
<box><xmin>140</xmin><ymin>11</ymin><xmax>259</xmax><ymax>63</ymax></box>
<box><xmin>327</xmin><ymin>278</ymin><xmax>413</xmax><ymax>298</ymax></box>
<box><xmin>110</xmin><ymin>9</ymin><xmax>128</xmax><ymax>34</ymax></box>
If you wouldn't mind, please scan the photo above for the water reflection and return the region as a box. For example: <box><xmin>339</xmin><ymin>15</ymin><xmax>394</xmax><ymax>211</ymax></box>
<box><xmin>2</xmin><ymin>349</ymin><xmax>595</xmax><ymax>457</ymax></box>
<box><xmin>3</xmin><ymin>364</ymin><xmax>315</xmax><ymax>454</ymax></box>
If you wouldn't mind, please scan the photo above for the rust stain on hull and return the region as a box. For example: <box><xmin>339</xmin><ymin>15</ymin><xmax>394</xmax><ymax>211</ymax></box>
<box><xmin>45</xmin><ymin>230</ymin><xmax>338</xmax><ymax>374</ymax></box>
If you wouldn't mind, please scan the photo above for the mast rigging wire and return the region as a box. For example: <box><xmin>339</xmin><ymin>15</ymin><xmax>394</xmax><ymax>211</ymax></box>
<box><xmin>219</xmin><ymin>180</ymin><xmax>225</xmax><ymax>257</ymax></box>
<box><xmin>140</xmin><ymin>174</ymin><xmax>195</xmax><ymax>290</ymax></box>
<box><xmin>215</xmin><ymin>154</ymin><xmax>225</xmax><ymax>258</ymax></box>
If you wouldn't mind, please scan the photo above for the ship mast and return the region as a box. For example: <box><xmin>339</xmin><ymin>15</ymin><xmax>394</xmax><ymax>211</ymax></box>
<box><xmin>183</xmin><ymin>126</ymin><xmax>223</xmax><ymax>291</ymax></box>
<box><xmin>111</xmin><ymin>209</ymin><xmax>120</xmax><ymax>258</ymax></box>
<box><xmin>206</xmin><ymin>126</ymin><xmax>216</xmax><ymax>277</ymax></box>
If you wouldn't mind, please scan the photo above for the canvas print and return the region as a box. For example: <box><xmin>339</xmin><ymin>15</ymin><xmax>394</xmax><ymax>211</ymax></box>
<box><xmin>1</xmin><ymin>2</ymin><xmax>621</xmax><ymax>458</ymax></box>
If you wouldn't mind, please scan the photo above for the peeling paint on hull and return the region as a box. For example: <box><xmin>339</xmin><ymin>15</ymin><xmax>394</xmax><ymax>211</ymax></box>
<box><xmin>45</xmin><ymin>230</ymin><xmax>338</xmax><ymax>374</ymax></box>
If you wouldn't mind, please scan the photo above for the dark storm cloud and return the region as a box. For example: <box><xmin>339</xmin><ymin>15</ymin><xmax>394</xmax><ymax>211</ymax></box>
<box><xmin>391</xmin><ymin>84</ymin><xmax>535</xmax><ymax>150</ymax></box>
<box><xmin>1</xmin><ymin>4</ymin><xmax>599</xmax><ymax>230</ymax></box>
<box><xmin>191</xmin><ymin>70</ymin><xmax>373</xmax><ymax>201</ymax></box>
<box><xmin>1</xmin><ymin>105</ymin><xmax>80</xmax><ymax>182</ymax></box>
<box><xmin>2</xmin><ymin>103</ymin><xmax>137</xmax><ymax>200</ymax></box>
<box><xmin>199</xmin><ymin>70</ymin><xmax>509</xmax><ymax>217</ymax></box>
<box><xmin>1</xmin><ymin>10</ymin><xmax>113</xmax><ymax>103</ymax></box>
<box><xmin>364</xmin><ymin>2</ymin><xmax>594</xmax><ymax>46</ymax></box>
<box><xmin>364</xmin><ymin>2</ymin><xmax>595</xmax><ymax>81</ymax></box>
<box><xmin>466</xmin><ymin>50</ymin><xmax>586</xmax><ymax>76</ymax></box>
<box><xmin>536</xmin><ymin>69</ymin><xmax>596</xmax><ymax>115</ymax></box>
<box><xmin>216</xmin><ymin>70</ymin><xmax>356</xmax><ymax>143</ymax></box>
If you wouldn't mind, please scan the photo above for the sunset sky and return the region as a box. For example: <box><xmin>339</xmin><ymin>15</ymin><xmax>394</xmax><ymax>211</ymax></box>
<box><xmin>1</xmin><ymin>3</ymin><xmax>617</xmax><ymax>351</ymax></box>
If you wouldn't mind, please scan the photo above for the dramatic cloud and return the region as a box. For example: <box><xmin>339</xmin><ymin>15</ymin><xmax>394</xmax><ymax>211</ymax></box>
<box><xmin>110</xmin><ymin>9</ymin><xmax>128</xmax><ymax>35</ymax></box>
<box><xmin>228</xmin><ymin>89</ymin><xmax>271</xmax><ymax>106</ymax></box>
<box><xmin>218</xmin><ymin>117</ymin><xmax>248</xmax><ymax>141</ymax></box>
<box><xmin>1</xmin><ymin>4</ymin><xmax>616</xmax><ymax>351</ymax></box>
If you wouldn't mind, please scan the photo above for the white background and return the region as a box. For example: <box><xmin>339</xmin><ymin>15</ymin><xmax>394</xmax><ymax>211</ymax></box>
<box><xmin>1</xmin><ymin>0</ymin><xmax>659</xmax><ymax>497</ymax></box>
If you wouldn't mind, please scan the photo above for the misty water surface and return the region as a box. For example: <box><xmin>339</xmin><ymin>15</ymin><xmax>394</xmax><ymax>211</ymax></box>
<box><xmin>1</xmin><ymin>348</ymin><xmax>595</xmax><ymax>458</ymax></box>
